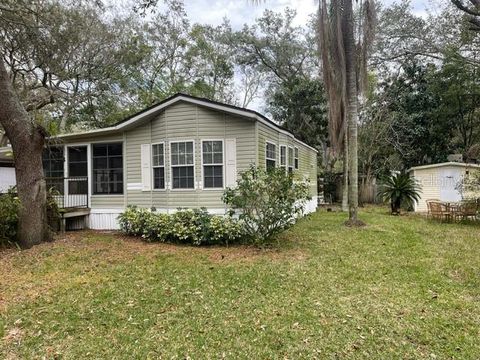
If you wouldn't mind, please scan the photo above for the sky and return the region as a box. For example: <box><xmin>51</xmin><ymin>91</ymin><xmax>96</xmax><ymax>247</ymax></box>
<box><xmin>181</xmin><ymin>0</ymin><xmax>431</xmax><ymax>29</ymax></box>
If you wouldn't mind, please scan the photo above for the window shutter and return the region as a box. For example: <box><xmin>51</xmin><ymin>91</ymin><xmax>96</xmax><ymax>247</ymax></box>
<box><xmin>225</xmin><ymin>138</ymin><xmax>237</xmax><ymax>187</ymax></box>
<box><xmin>141</xmin><ymin>144</ymin><xmax>151</xmax><ymax>191</ymax></box>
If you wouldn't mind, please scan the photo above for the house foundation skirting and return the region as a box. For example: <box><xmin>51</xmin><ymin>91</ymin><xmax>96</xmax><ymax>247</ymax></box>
<box><xmin>86</xmin><ymin>199</ymin><xmax>318</xmax><ymax>231</ymax></box>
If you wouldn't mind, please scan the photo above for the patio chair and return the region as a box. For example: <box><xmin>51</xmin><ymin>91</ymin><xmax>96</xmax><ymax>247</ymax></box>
<box><xmin>426</xmin><ymin>199</ymin><xmax>441</xmax><ymax>218</ymax></box>
<box><xmin>454</xmin><ymin>201</ymin><xmax>478</xmax><ymax>221</ymax></box>
<box><xmin>429</xmin><ymin>201</ymin><xmax>452</xmax><ymax>222</ymax></box>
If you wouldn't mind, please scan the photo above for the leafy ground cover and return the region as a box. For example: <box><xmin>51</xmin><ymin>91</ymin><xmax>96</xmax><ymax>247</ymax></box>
<box><xmin>1</xmin><ymin>207</ymin><xmax>479</xmax><ymax>359</ymax></box>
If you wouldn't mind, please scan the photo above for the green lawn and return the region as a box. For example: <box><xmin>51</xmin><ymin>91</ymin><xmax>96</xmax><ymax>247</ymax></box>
<box><xmin>1</xmin><ymin>207</ymin><xmax>480</xmax><ymax>359</ymax></box>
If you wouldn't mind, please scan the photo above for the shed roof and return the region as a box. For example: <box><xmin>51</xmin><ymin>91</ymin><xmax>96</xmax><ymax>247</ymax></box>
<box><xmin>408</xmin><ymin>162</ymin><xmax>480</xmax><ymax>172</ymax></box>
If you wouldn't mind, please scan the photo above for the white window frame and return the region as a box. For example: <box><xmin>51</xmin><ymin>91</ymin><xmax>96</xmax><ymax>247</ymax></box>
<box><xmin>201</xmin><ymin>139</ymin><xmax>225</xmax><ymax>190</ymax></box>
<box><xmin>279</xmin><ymin>145</ymin><xmax>287</xmax><ymax>171</ymax></box>
<box><xmin>169</xmin><ymin>140</ymin><xmax>195</xmax><ymax>190</ymax></box>
<box><xmin>91</xmin><ymin>141</ymin><xmax>124</xmax><ymax>196</ymax></box>
<box><xmin>265</xmin><ymin>141</ymin><xmax>277</xmax><ymax>169</ymax></box>
<box><xmin>294</xmin><ymin>146</ymin><xmax>299</xmax><ymax>170</ymax></box>
<box><xmin>152</xmin><ymin>142</ymin><xmax>166</xmax><ymax>191</ymax></box>
<box><xmin>288</xmin><ymin>146</ymin><xmax>294</xmax><ymax>173</ymax></box>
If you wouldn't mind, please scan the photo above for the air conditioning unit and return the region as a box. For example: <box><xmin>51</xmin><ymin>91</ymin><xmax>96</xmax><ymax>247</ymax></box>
<box><xmin>447</xmin><ymin>154</ymin><xmax>463</xmax><ymax>163</ymax></box>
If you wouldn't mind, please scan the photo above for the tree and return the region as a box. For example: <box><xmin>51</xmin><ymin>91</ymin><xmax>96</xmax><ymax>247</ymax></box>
<box><xmin>0</xmin><ymin>55</ymin><xmax>50</xmax><ymax>248</ymax></box>
<box><xmin>451</xmin><ymin>0</ymin><xmax>480</xmax><ymax>31</ymax></box>
<box><xmin>1</xmin><ymin>1</ymin><xmax>140</xmax><ymax>132</ymax></box>
<box><xmin>268</xmin><ymin>76</ymin><xmax>328</xmax><ymax>153</ymax></box>
<box><xmin>432</xmin><ymin>52</ymin><xmax>480</xmax><ymax>157</ymax></box>
<box><xmin>318</xmin><ymin>0</ymin><xmax>375</xmax><ymax>225</ymax></box>
<box><xmin>0</xmin><ymin>0</ymin><xmax>137</xmax><ymax>247</ymax></box>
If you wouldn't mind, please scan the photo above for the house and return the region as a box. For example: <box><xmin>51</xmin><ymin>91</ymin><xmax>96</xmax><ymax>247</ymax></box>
<box><xmin>44</xmin><ymin>93</ymin><xmax>318</xmax><ymax>229</ymax></box>
<box><xmin>409</xmin><ymin>162</ymin><xmax>480</xmax><ymax>212</ymax></box>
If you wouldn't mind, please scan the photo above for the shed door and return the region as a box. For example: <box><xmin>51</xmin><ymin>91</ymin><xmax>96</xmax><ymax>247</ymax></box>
<box><xmin>439</xmin><ymin>168</ymin><xmax>462</xmax><ymax>202</ymax></box>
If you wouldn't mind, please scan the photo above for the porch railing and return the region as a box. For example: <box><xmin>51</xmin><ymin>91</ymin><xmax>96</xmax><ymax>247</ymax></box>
<box><xmin>46</xmin><ymin>177</ymin><xmax>88</xmax><ymax>209</ymax></box>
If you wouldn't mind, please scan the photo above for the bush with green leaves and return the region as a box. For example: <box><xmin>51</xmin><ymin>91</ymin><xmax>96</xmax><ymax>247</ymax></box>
<box><xmin>0</xmin><ymin>188</ymin><xmax>21</xmax><ymax>245</ymax></box>
<box><xmin>117</xmin><ymin>206</ymin><xmax>154</xmax><ymax>237</ymax></box>
<box><xmin>223</xmin><ymin>166</ymin><xmax>311</xmax><ymax>244</ymax></box>
<box><xmin>118</xmin><ymin>207</ymin><xmax>243</xmax><ymax>246</ymax></box>
<box><xmin>377</xmin><ymin>173</ymin><xmax>421</xmax><ymax>215</ymax></box>
<box><xmin>0</xmin><ymin>187</ymin><xmax>61</xmax><ymax>245</ymax></box>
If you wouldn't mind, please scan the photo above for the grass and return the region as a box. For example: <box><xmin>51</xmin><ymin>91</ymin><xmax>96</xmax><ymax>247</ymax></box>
<box><xmin>1</xmin><ymin>207</ymin><xmax>480</xmax><ymax>359</ymax></box>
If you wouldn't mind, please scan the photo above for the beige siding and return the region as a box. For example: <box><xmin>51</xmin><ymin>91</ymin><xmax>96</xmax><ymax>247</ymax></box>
<box><xmin>294</xmin><ymin>139</ymin><xmax>318</xmax><ymax>197</ymax></box>
<box><xmin>124</xmin><ymin>101</ymin><xmax>256</xmax><ymax>210</ymax></box>
<box><xmin>61</xmin><ymin>100</ymin><xmax>317</xmax><ymax>211</ymax></box>
<box><xmin>257</xmin><ymin>122</ymin><xmax>317</xmax><ymax>197</ymax></box>
<box><xmin>257</xmin><ymin>122</ymin><xmax>280</xmax><ymax>168</ymax></box>
<box><xmin>412</xmin><ymin>168</ymin><xmax>441</xmax><ymax>212</ymax></box>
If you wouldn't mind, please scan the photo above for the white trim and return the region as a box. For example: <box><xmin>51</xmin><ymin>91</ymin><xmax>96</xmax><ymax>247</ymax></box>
<box><xmin>279</xmin><ymin>144</ymin><xmax>287</xmax><ymax>170</ymax></box>
<box><xmin>408</xmin><ymin>162</ymin><xmax>480</xmax><ymax>172</ymax></box>
<box><xmin>169</xmin><ymin>139</ymin><xmax>196</xmax><ymax>191</ymax></box>
<box><xmin>294</xmin><ymin>146</ymin><xmax>299</xmax><ymax>170</ymax></box>
<box><xmin>65</xmin><ymin>144</ymin><xmax>89</xmax><ymax>207</ymax></box>
<box><xmin>54</xmin><ymin>95</ymin><xmax>318</xmax><ymax>153</ymax></box>
<box><xmin>265</xmin><ymin>141</ymin><xmax>277</xmax><ymax>169</ymax></box>
<box><xmin>89</xmin><ymin>208</ymin><xmax>125</xmax><ymax>214</ymax></box>
<box><xmin>288</xmin><ymin>146</ymin><xmax>294</xmax><ymax>172</ymax></box>
<box><xmin>91</xmin><ymin>141</ymin><xmax>125</xmax><ymax>196</ymax></box>
<box><xmin>201</xmin><ymin>139</ymin><xmax>225</xmax><ymax>190</ymax></box>
<box><xmin>151</xmin><ymin>142</ymin><xmax>166</xmax><ymax>191</ymax></box>
<box><xmin>127</xmin><ymin>183</ymin><xmax>143</xmax><ymax>190</ymax></box>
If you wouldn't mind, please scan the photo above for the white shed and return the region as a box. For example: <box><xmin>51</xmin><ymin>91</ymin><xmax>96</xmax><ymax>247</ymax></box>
<box><xmin>408</xmin><ymin>162</ymin><xmax>480</xmax><ymax>212</ymax></box>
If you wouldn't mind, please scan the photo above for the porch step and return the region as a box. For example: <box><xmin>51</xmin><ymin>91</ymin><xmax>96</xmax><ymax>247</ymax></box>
<box><xmin>60</xmin><ymin>208</ymin><xmax>91</xmax><ymax>218</ymax></box>
<box><xmin>59</xmin><ymin>208</ymin><xmax>91</xmax><ymax>231</ymax></box>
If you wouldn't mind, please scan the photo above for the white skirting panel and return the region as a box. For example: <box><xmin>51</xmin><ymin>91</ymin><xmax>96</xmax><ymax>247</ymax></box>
<box><xmin>87</xmin><ymin>200</ymin><xmax>318</xmax><ymax>231</ymax></box>
<box><xmin>303</xmin><ymin>196</ymin><xmax>318</xmax><ymax>214</ymax></box>
<box><xmin>88</xmin><ymin>209</ymin><xmax>123</xmax><ymax>230</ymax></box>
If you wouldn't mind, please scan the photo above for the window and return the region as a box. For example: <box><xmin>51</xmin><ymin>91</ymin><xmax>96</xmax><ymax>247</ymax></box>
<box><xmin>294</xmin><ymin>147</ymin><xmax>299</xmax><ymax>170</ymax></box>
<box><xmin>280</xmin><ymin>145</ymin><xmax>287</xmax><ymax>170</ymax></box>
<box><xmin>171</xmin><ymin>141</ymin><xmax>194</xmax><ymax>189</ymax></box>
<box><xmin>203</xmin><ymin>140</ymin><xmax>223</xmax><ymax>188</ymax></box>
<box><xmin>266</xmin><ymin>142</ymin><xmax>276</xmax><ymax>170</ymax></box>
<box><xmin>152</xmin><ymin>143</ymin><xmax>165</xmax><ymax>189</ymax></box>
<box><xmin>43</xmin><ymin>146</ymin><xmax>64</xmax><ymax>194</ymax></box>
<box><xmin>288</xmin><ymin>147</ymin><xmax>294</xmax><ymax>173</ymax></box>
<box><xmin>92</xmin><ymin>143</ymin><xmax>123</xmax><ymax>194</ymax></box>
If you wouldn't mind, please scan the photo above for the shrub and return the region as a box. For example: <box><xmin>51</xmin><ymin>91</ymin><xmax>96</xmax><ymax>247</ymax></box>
<box><xmin>223</xmin><ymin>166</ymin><xmax>311</xmax><ymax>244</ymax></box>
<box><xmin>0</xmin><ymin>187</ymin><xmax>60</xmax><ymax>245</ymax></box>
<box><xmin>118</xmin><ymin>207</ymin><xmax>243</xmax><ymax>246</ymax></box>
<box><xmin>118</xmin><ymin>206</ymin><xmax>154</xmax><ymax>236</ymax></box>
<box><xmin>377</xmin><ymin>173</ymin><xmax>421</xmax><ymax>214</ymax></box>
<box><xmin>0</xmin><ymin>188</ymin><xmax>21</xmax><ymax>245</ymax></box>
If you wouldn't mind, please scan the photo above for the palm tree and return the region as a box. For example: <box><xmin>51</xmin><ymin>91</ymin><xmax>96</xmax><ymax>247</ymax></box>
<box><xmin>318</xmin><ymin>0</ymin><xmax>375</xmax><ymax>225</ymax></box>
<box><xmin>378</xmin><ymin>173</ymin><xmax>421</xmax><ymax>215</ymax></box>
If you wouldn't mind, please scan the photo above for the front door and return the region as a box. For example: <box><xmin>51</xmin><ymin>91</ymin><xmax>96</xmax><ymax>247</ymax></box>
<box><xmin>67</xmin><ymin>146</ymin><xmax>88</xmax><ymax>207</ymax></box>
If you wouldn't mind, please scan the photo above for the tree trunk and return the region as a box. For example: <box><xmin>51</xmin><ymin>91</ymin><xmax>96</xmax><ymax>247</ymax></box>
<box><xmin>342</xmin><ymin>133</ymin><xmax>349</xmax><ymax>212</ymax></box>
<box><xmin>0</xmin><ymin>58</ymin><xmax>51</xmax><ymax>248</ymax></box>
<box><xmin>344</xmin><ymin>0</ymin><xmax>360</xmax><ymax>224</ymax></box>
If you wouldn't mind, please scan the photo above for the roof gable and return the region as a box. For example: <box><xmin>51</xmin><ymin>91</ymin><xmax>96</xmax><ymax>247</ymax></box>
<box><xmin>56</xmin><ymin>93</ymin><xmax>318</xmax><ymax>152</ymax></box>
